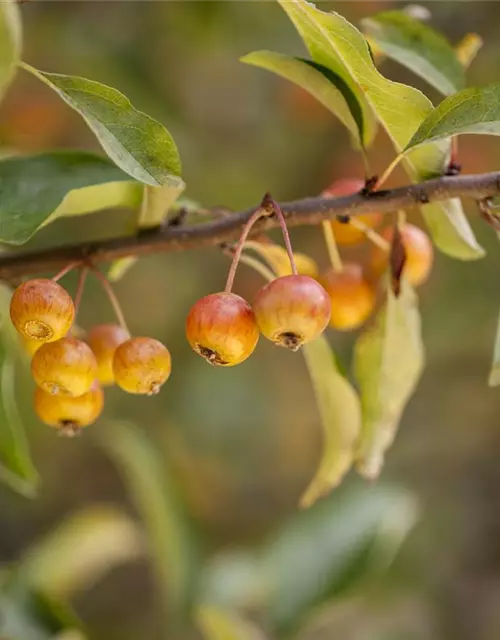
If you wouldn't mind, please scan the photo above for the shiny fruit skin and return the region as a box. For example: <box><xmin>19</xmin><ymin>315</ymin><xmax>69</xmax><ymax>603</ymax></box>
<box><xmin>34</xmin><ymin>382</ymin><xmax>104</xmax><ymax>436</ymax></box>
<box><xmin>186</xmin><ymin>292</ymin><xmax>259</xmax><ymax>366</ymax></box>
<box><xmin>322</xmin><ymin>178</ymin><xmax>382</xmax><ymax>245</ymax></box>
<box><xmin>10</xmin><ymin>278</ymin><xmax>75</xmax><ymax>343</ymax></box>
<box><xmin>321</xmin><ymin>264</ymin><xmax>376</xmax><ymax>331</ymax></box>
<box><xmin>113</xmin><ymin>337</ymin><xmax>171</xmax><ymax>394</ymax></box>
<box><xmin>20</xmin><ymin>336</ymin><xmax>43</xmax><ymax>357</ymax></box>
<box><xmin>370</xmin><ymin>224</ymin><xmax>433</xmax><ymax>287</ymax></box>
<box><xmin>253</xmin><ymin>275</ymin><xmax>331</xmax><ymax>350</ymax></box>
<box><xmin>31</xmin><ymin>337</ymin><xmax>98</xmax><ymax>397</ymax></box>
<box><xmin>88</xmin><ymin>324</ymin><xmax>130</xmax><ymax>386</ymax></box>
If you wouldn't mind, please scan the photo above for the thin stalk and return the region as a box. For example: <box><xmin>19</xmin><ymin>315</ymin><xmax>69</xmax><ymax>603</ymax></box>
<box><xmin>321</xmin><ymin>221</ymin><xmax>343</xmax><ymax>272</ymax></box>
<box><xmin>73</xmin><ymin>268</ymin><xmax>88</xmax><ymax>318</ymax></box>
<box><xmin>264</xmin><ymin>195</ymin><xmax>298</xmax><ymax>275</ymax></box>
<box><xmin>349</xmin><ymin>218</ymin><xmax>390</xmax><ymax>251</ymax></box>
<box><xmin>52</xmin><ymin>261</ymin><xmax>80</xmax><ymax>283</ymax></box>
<box><xmin>224</xmin><ymin>208</ymin><xmax>264</xmax><ymax>293</ymax></box>
<box><xmin>397</xmin><ymin>210</ymin><xmax>407</xmax><ymax>228</ymax></box>
<box><xmin>238</xmin><ymin>254</ymin><xmax>276</xmax><ymax>283</ymax></box>
<box><xmin>92</xmin><ymin>268</ymin><xmax>130</xmax><ymax>336</ymax></box>
<box><xmin>375</xmin><ymin>153</ymin><xmax>404</xmax><ymax>191</ymax></box>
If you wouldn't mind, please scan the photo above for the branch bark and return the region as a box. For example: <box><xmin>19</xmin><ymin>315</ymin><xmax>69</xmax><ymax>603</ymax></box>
<box><xmin>1</xmin><ymin>171</ymin><xmax>499</xmax><ymax>280</ymax></box>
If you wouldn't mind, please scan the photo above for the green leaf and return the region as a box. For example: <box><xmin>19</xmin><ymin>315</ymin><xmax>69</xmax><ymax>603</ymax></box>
<box><xmin>200</xmin><ymin>484</ymin><xmax>418</xmax><ymax>635</ymax></box>
<box><xmin>420</xmin><ymin>199</ymin><xmax>485</xmax><ymax>260</ymax></box>
<box><xmin>0</xmin><ymin>284</ymin><xmax>38</xmax><ymax>496</ymax></box>
<box><xmin>15</xmin><ymin>507</ymin><xmax>143</xmax><ymax>599</ymax></box>
<box><xmin>241</xmin><ymin>51</ymin><xmax>375</xmax><ymax>147</ymax></box>
<box><xmin>0</xmin><ymin>0</ymin><xmax>21</xmax><ymax>101</ymax></box>
<box><xmin>406</xmin><ymin>85</ymin><xmax>500</xmax><ymax>151</ymax></box>
<box><xmin>354</xmin><ymin>282</ymin><xmax>424</xmax><ymax>479</ymax></box>
<box><xmin>300</xmin><ymin>336</ymin><xmax>361</xmax><ymax>508</ymax></box>
<box><xmin>99</xmin><ymin>422</ymin><xmax>201</xmax><ymax>628</ymax></box>
<box><xmin>138</xmin><ymin>181</ymin><xmax>186</xmax><ymax>228</ymax></box>
<box><xmin>361</xmin><ymin>11</ymin><xmax>465</xmax><ymax>96</ymax></box>
<box><xmin>0</xmin><ymin>151</ymin><xmax>142</xmax><ymax>244</ymax></box>
<box><xmin>197</xmin><ymin>606</ymin><xmax>267</xmax><ymax>640</ymax></box>
<box><xmin>0</xmin><ymin>584</ymin><xmax>84</xmax><ymax>640</ymax></box>
<box><xmin>21</xmin><ymin>62</ymin><xmax>182</xmax><ymax>187</ymax></box>
<box><xmin>278</xmin><ymin>0</ymin><xmax>483</xmax><ymax>260</ymax></box>
<box><xmin>489</xmin><ymin>306</ymin><xmax>500</xmax><ymax>386</ymax></box>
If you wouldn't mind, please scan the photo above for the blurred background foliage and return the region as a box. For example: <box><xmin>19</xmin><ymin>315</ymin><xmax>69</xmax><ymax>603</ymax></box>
<box><xmin>2</xmin><ymin>1</ymin><xmax>500</xmax><ymax>639</ymax></box>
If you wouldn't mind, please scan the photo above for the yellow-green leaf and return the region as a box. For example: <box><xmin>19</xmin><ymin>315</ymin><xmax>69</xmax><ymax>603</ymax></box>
<box><xmin>489</xmin><ymin>306</ymin><xmax>500</xmax><ymax>387</ymax></box>
<box><xmin>455</xmin><ymin>33</ymin><xmax>483</xmax><ymax>70</ymax></box>
<box><xmin>21</xmin><ymin>63</ymin><xmax>182</xmax><ymax>187</ymax></box>
<box><xmin>0</xmin><ymin>151</ymin><xmax>141</xmax><ymax>244</ymax></box>
<box><xmin>361</xmin><ymin>10</ymin><xmax>465</xmax><ymax>96</ymax></box>
<box><xmin>278</xmin><ymin>0</ymin><xmax>483</xmax><ymax>259</ymax></box>
<box><xmin>406</xmin><ymin>85</ymin><xmax>500</xmax><ymax>151</ymax></box>
<box><xmin>99</xmin><ymin>422</ymin><xmax>200</xmax><ymax>625</ymax></box>
<box><xmin>241</xmin><ymin>50</ymin><xmax>375</xmax><ymax>147</ymax></box>
<box><xmin>197</xmin><ymin>606</ymin><xmax>266</xmax><ymax>640</ymax></box>
<box><xmin>138</xmin><ymin>180</ymin><xmax>186</xmax><ymax>229</ymax></box>
<box><xmin>354</xmin><ymin>282</ymin><xmax>424</xmax><ymax>479</ymax></box>
<box><xmin>16</xmin><ymin>507</ymin><xmax>143</xmax><ymax>599</ymax></box>
<box><xmin>0</xmin><ymin>0</ymin><xmax>21</xmax><ymax>101</ymax></box>
<box><xmin>300</xmin><ymin>336</ymin><xmax>361</xmax><ymax>507</ymax></box>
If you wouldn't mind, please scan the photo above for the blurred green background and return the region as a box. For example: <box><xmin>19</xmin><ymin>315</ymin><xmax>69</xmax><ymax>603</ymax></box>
<box><xmin>2</xmin><ymin>2</ymin><xmax>500</xmax><ymax>639</ymax></box>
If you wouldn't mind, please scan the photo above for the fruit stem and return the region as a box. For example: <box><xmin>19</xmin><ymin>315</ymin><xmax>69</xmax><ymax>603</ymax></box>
<box><xmin>262</xmin><ymin>194</ymin><xmax>298</xmax><ymax>275</ymax></box>
<box><xmin>52</xmin><ymin>261</ymin><xmax>81</xmax><ymax>283</ymax></box>
<box><xmin>92</xmin><ymin>268</ymin><xmax>131</xmax><ymax>337</ymax></box>
<box><xmin>321</xmin><ymin>220</ymin><xmax>343</xmax><ymax>272</ymax></box>
<box><xmin>349</xmin><ymin>218</ymin><xmax>390</xmax><ymax>251</ymax></box>
<box><xmin>375</xmin><ymin>153</ymin><xmax>404</xmax><ymax>191</ymax></box>
<box><xmin>224</xmin><ymin>208</ymin><xmax>266</xmax><ymax>293</ymax></box>
<box><xmin>397</xmin><ymin>210</ymin><xmax>407</xmax><ymax>228</ymax></box>
<box><xmin>73</xmin><ymin>267</ymin><xmax>88</xmax><ymax>318</ymax></box>
<box><xmin>238</xmin><ymin>254</ymin><xmax>276</xmax><ymax>283</ymax></box>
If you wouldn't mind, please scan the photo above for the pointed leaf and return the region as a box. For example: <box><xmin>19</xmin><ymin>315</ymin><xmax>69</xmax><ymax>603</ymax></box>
<box><xmin>138</xmin><ymin>180</ymin><xmax>186</xmax><ymax>228</ymax></box>
<box><xmin>361</xmin><ymin>11</ymin><xmax>465</xmax><ymax>96</ymax></box>
<box><xmin>16</xmin><ymin>507</ymin><xmax>143</xmax><ymax>599</ymax></box>
<box><xmin>300</xmin><ymin>336</ymin><xmax>361</xmax><ymax>507</ymax></box>
<box><xmin>420</xmin><ymin>199</ymin><xmax>485</xmax><ymax>260</ymax></box>
<box><xmin>241</xmin><ymin>51</ymin><xmax>375</xmax><ymax>147</ymax></box>
<box><xmin>354</xmin><ymin>282</ymin><xmax>424</xmax><ymax>479</ymax></box>
<box><xmin>0</xmin><ymin>151</ymin><xmax>142</xmax><ymax>244</ymax></box>
<box><xmin>0</xmin><ymin>284</ymin><xmax>38</xmax><ymax>496</ymax></box>
<box><xmin>21</xmin><ymin>63</ymin><xmax>182</xmax><ymax>186</ymax></box>
<box><xmin>455</xmin><ymin>33</ymin><xmax>483</xmax><ymax>70</ymax></box>
<box><xmin>107</xmin><ymin>257</ymin><xmax>138</xmax><ymax>282</ymax></box>
<box><xmin>489</xmin><ymin>306</ymin><xmax>500</xmax><ymax>386</ymax></box>
<box><xmin>406</xmin><ymin>85</ymin><xmax>500</xmax><ymax>151</ymax></box>
<box><xmin>197</xmin><ymin>606</ymin><xmax>267</xmax><ymax>640</ymax></box>
<box><xmin>99</xmin><ymin>421</ymin><xmax>201</xmax><ymax>626</ymax></box>
<box><xmin>278</xmin><ymin>0</ymin><xmax>483</xmax><ymax>259</ymax></box>
<box><xmin>0</xmin><ymin>0</ymin><xmax>21</xmax><ymax>100</ymax></box>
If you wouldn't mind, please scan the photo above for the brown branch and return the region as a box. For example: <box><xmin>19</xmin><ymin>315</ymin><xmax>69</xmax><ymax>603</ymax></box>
<box><xmin>1</xmin><ymin>171</ymin><xmax>500</xmax><ymax>281</ymax></box>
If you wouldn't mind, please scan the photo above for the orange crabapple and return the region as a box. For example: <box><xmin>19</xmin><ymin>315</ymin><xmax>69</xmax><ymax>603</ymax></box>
<box><xmin>322</xmin><ymin>178</ymin><xmax>382</xmax><ymax>245</ymax></box>
<box><xmin>320</xmin><ymin>263</ymin><xmax>376</xmax><ymax>331</ymax></box>
<box><xmin>87</xmin><ymin>324</ymin><xmax>130</xmax><ymax>386</ymax></box>
<box><xmin>113</xmin><ymin>337</ymin><xmax>171</xmax><ymax>395</ymax></box>
<box><xmin>31</xmin><ymin>336</ymin><xmax>98</xmax><ymax>397</ymax></box>
<box><xmin>253</xmin><ymin>274</ymin><xmax>331</xmax><ymax>351</ymax></box>
<box><xmin>10</xmin><ymin>278</ymin><xmax>75</xmax><ymax>343</ymax></box>
<box><xmin>186</xmin><ymin>292</ymin><xmax>259</xmax><ymax>366</ymax></box>
<box><xmin>370</xmin><ymin>223</ymin><xmax>434</xmax><ymax>287</ymax></box>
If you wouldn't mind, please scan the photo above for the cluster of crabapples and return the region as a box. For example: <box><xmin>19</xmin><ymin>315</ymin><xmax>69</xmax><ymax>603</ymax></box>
<box><xmin>9</xmin><ymin>278</ymin><xmax>172</xmax><ymax>436</ymax></box>
<box><xmin>7</xmin><ymin>178</ymin><xmax>434</xmax><ymax>436</ymax></box>
<box><xmin>187</xmin><ymin>179</ymin><xmax>434</xmax><ymax>365</ymax></box>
